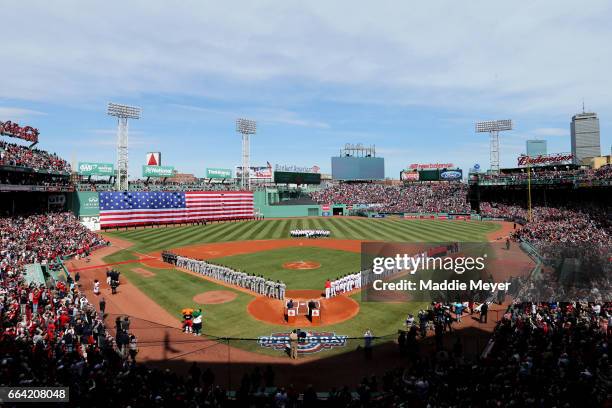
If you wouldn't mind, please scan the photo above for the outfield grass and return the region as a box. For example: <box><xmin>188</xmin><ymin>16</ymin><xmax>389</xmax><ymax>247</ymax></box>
<box><xmin>213</xmin><ymin>247</ymin><xmax>360</xmax><ymax>289</ymax></box>
<box><xmin>105</xmin><ymin>217</ymin><xmax>499</xmax><ymax>254</ymax></box>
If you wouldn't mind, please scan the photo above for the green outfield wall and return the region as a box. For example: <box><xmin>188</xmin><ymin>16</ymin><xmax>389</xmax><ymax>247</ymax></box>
<box><xmin>254</xmin><ymin>190</ymin><xmax>347</xmax><ymax>218</ymax></box>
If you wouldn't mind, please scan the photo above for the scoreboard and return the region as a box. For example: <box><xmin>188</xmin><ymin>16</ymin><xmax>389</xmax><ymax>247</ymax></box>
<box><xmin>331</xmin><ymin>156</ymin><xmax>385</xmax><ymax>180</ymax></box>
<box><xmin>274</xmin><ymin>171</ymin><xmax>321</xmax><ymax>185</ymax></box>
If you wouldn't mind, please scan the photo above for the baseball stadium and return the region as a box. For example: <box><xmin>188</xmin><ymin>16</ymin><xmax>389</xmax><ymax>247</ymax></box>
<box><xmin>1</xmin><ymin>3</ymin><xmax>611</xmax><ymax>407</ymax></box>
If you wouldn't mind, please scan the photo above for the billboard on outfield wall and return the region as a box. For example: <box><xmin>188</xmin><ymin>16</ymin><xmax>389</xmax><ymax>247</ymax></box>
<box><xmin>78</xmin><ymin>162</ymin><xmax>114</xmax><ymax>176</ymax></box>
<box><xmin>206</xmin><ymin>168</ymin><xmax>232</xmax><ymax>179</ymax></box>
<box><xmin>142</xmin><ymin>165</ymin><xmax>174</xmax><ymax>178</ymax></box>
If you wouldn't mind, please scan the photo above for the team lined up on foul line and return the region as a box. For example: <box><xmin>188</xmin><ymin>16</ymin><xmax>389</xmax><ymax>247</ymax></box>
<box><xmin>161</xmin><ymin>251</ymin><xmax>287</xmax><ymax>300</ymax></box>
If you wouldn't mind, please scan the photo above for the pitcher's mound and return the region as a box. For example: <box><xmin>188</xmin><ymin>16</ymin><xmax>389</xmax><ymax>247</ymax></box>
<box><xmin>193</xmin><ymin>291</ymin><xmax>237</xmax><ymax>304</ymax></box>
<box><xmin>248</xmin><ymin>290</ymin><xmax>359</xmax><ymax>326</ymax></box>
<box><xmin>283</xmin><ymin>261</ymin><xmax>321</xmax><ymax>270</ymax></box>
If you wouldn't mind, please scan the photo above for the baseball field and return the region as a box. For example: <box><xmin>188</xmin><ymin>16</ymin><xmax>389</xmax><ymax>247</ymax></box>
<box><xmin>92</xmin><ymin>217</ymin><xmax>503</xmax><ymax>347</ymax></box>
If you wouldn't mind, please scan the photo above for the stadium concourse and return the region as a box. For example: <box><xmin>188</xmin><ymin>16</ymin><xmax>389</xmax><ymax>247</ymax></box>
<box><xmin>1</xmin><ymin>135</ymin><xmax>611</xmax><ymax>405</ymax></box>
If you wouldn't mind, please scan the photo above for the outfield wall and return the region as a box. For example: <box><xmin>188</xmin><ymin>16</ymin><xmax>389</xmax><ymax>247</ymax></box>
<box><xmin>254</xmin><ymin>190</ymin><xmax>347</xmax><ymax>218</ymax></box>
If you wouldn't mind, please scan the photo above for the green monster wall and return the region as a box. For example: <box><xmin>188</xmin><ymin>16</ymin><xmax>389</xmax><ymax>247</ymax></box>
<box><xmin>254</xmin><ymin>190</ymin><xmax>345</xmax><ymax>218</ymax></box>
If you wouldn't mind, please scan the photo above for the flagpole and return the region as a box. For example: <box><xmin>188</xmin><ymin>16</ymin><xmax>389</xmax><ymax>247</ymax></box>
<box><xmin>527</xmin><ymin>157</ymin><xmax>532</xmax><ymax>222</ymax></box>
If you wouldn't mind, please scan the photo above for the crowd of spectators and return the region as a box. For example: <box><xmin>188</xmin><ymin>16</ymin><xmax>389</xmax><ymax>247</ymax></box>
<box><xmin>1</xmin><ymin>171</ymin><xmax>71</xmax><ymax>187</ymax></box>
<box><xmin>478</xmin><ymin>165</ymin><xmax>612</xmax><ymax>184</ymax></box>
<box><xmin>310</xmin><ymin>182</ymin><xmax>471</xmax><ymax>213</ymax></box>
<box><xmin>0</xmin><ymin>212</ymin><xmax>107</xmax><ymax>277</ymax></box>
<box><xmin>381</xmin><ymin>301</ymin><xmax>611</xmax><ymax>407</ymax></box>
<box><xmin>0</xmin><ymin>141</ymin><xmax>70</xmax><ymax>173</ymax></box>
<box><xmin>480</xmin><ymin>201</ymin><xmax>610</xmax><ymax>251</ymax></box>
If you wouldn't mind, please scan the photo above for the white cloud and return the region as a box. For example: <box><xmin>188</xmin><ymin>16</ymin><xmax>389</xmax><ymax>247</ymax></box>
<box><xmin>0</xmin><ymin>0</ymin><xmax>610</xmax><ymax>118</ymax></box>
<box><xmin>0</xmin><ymin>107</ymin><xmax>46</xmax><ymax>120</ymax></box>
<box><xmin>171</xmin><ymin>104</ymin><xmax>330</xmax><ymax>129</ymax></box>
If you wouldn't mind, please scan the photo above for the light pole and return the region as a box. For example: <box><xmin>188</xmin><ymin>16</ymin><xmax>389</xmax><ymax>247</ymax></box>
<box><xmin>475</xmin><ymin>119</ymin><xmax>513</xmax><ymax>173</ymax></box>
<box><xmin>236</xmin><ymin>118</ymin><xmax>256</xmax><ymax>190</ymax></box>
<box><xmin>107</xmin><ymin>103</ymin><xmax>141</xmax><ymax>191</ymax></box>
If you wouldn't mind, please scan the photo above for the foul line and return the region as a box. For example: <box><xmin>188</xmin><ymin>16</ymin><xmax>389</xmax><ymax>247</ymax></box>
<box><xmin>69</xmin><ymin>257</ymin><xmax>158</xmax><ymax>272</ymax></box>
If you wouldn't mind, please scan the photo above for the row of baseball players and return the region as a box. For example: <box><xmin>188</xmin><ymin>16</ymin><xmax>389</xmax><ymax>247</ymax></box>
<box><xmin>324</xmin><ymin>261</ymin><xmax>408</xmax><ymax>299</ymax></box>
<box><xmin>325</xmin><ymin>271</ymin><xmax>362</xmax><ymax>298</ymax></box>
<box><xmin>175</xmin><ymin>255</ymin><xmax>286</xmax><ymax>300</ymax></box>
<box><xmin>289</xmin><ymin>229</ymin><xmax>331</xmax><ymax>238</ymax></box>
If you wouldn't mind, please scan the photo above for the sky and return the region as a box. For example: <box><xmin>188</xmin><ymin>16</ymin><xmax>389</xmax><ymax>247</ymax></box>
<box><xmin>1</xmin><ymin>1</ymin><xmax>611</xmax><ymax>179</ymax></box>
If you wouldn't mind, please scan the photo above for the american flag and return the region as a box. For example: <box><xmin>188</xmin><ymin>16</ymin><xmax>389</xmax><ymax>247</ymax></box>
<box><xmin>99</xmin><ymin>191</ymin><xmax>254</xmax><ymax>227</ymax></box>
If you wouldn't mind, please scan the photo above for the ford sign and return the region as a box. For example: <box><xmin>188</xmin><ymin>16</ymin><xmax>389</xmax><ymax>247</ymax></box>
<box><xmin>440</xmin><ymin>170</ymin><xmax>462</xmax><ymax>180</ymax></box>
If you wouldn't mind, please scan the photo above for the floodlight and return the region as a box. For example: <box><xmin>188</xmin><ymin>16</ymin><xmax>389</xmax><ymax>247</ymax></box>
<box><xmin>475</xmin><ymin>119</ymin><xmax>513</xmax><ymax>173</ymax></box>
<box><xmin>107</xmin><ymin>103</ymin><xmax>141</xmax><ymax>119</ymax></box>
<box><xmin>236</xmin><ymin>118</ymin><xmax>257</xmax><ymax>190</ymax></box>
<box><xmin>236</xmin><ymin>118</ymin><xmax>256</xmax><ymax>135</ymax></box>
<box><xmin>475</xmin><ymin>119</ymin><xmax>512</xmax><ymax>133</ymax></box>
<box><xmin>107</xmin><ymin>102</ymin><xmax>142</xmax><ymax>191</ymax></box>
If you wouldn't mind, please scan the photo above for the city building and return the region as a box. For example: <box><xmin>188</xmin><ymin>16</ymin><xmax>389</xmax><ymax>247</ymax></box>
<box><xmin>571</xmin><ymin>112</ymin><xmax>601</xmax><ymax>163</ymax></box>
<box><xmin>581</xmin><ymin>155</ymin><xmax>611</xmax><ymax>169</ymax></box>
<box><xmin>526</xmin><ymin>139</ymin><xmax>547</xmax><ymax>157</ymax></box>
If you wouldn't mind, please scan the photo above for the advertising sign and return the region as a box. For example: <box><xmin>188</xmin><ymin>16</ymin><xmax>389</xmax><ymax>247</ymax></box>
<box><xmin>0</xmin><ymin>120</ymin><xmax>39</xmax><ymax>143</ymax></box>
<box><xmin>440</xmin><ymin>170</ymin><xmax>463</xmax><ymax>180</ymax></box>
<box><xmin>400</xmin><ymin>171</ymin><xmax>419</xmax><ymax>181</ymax></box>
<box><xmin>235</xmin><ymin>165</ymin><xmax>273</xmax><ymax>179</ymax></box>
<box><xmin>517</xmin><ymin>153</ymin><xmax>574</xmax><ymax>167</ymax></box>
<box><xmin>409</xmin><ymin>163</ymin><xmax>454</xmax><ymax>170</ymax></box>
<box><xmin>75</xmin><ymin>192</ymin><xmax>100</xmax><ymax>217</ymax></box>
<box><xmin>78</xmin><ymin>162</ymin><xmax>114</xmax><ymax>176</ymax></box>
<box><xmin>142</xmin><ymin>165</ymin><xmax>174</xmax><ymax>178</ymax></box>
<box><xmin>80</xmin><ymin>216</ymin><xmax>101</xmax><ymax>231</ymax></box>
<box><xmin>206</xmin><ymin>168</ymin><xmax>232</xmax><ymax>179</ymax></box>
<box><xmin>275</xmin><ymin>164</ymin><xmax>320</xmax><ymax>173</ymax></box>
<box><xmin>146</xmin><ymin>152</ymin><xmax>161</xmax><ymax>166</ymax></box>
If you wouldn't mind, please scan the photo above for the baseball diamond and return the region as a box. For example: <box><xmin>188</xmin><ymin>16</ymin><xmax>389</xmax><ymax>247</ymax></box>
<box><xmin>96</xmin><ymin>218</ymin><xmax>507</xmax><ymax>340</ymax></box>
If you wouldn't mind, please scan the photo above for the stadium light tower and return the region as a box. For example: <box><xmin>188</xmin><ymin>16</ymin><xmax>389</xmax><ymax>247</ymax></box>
<box><xmin>236</xmin><ymin>118</ymin><xmax>256</xmax><ymax>190</ymax></box>
<box><xmin>475</xmin><ymin>119</ymin><xmax>513</xmax><ymax>173</ymax></box>
<box><xmin>107</xmin><ymin>103</ymin><xmax>141</xmax><ymax>191</ymax></box>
